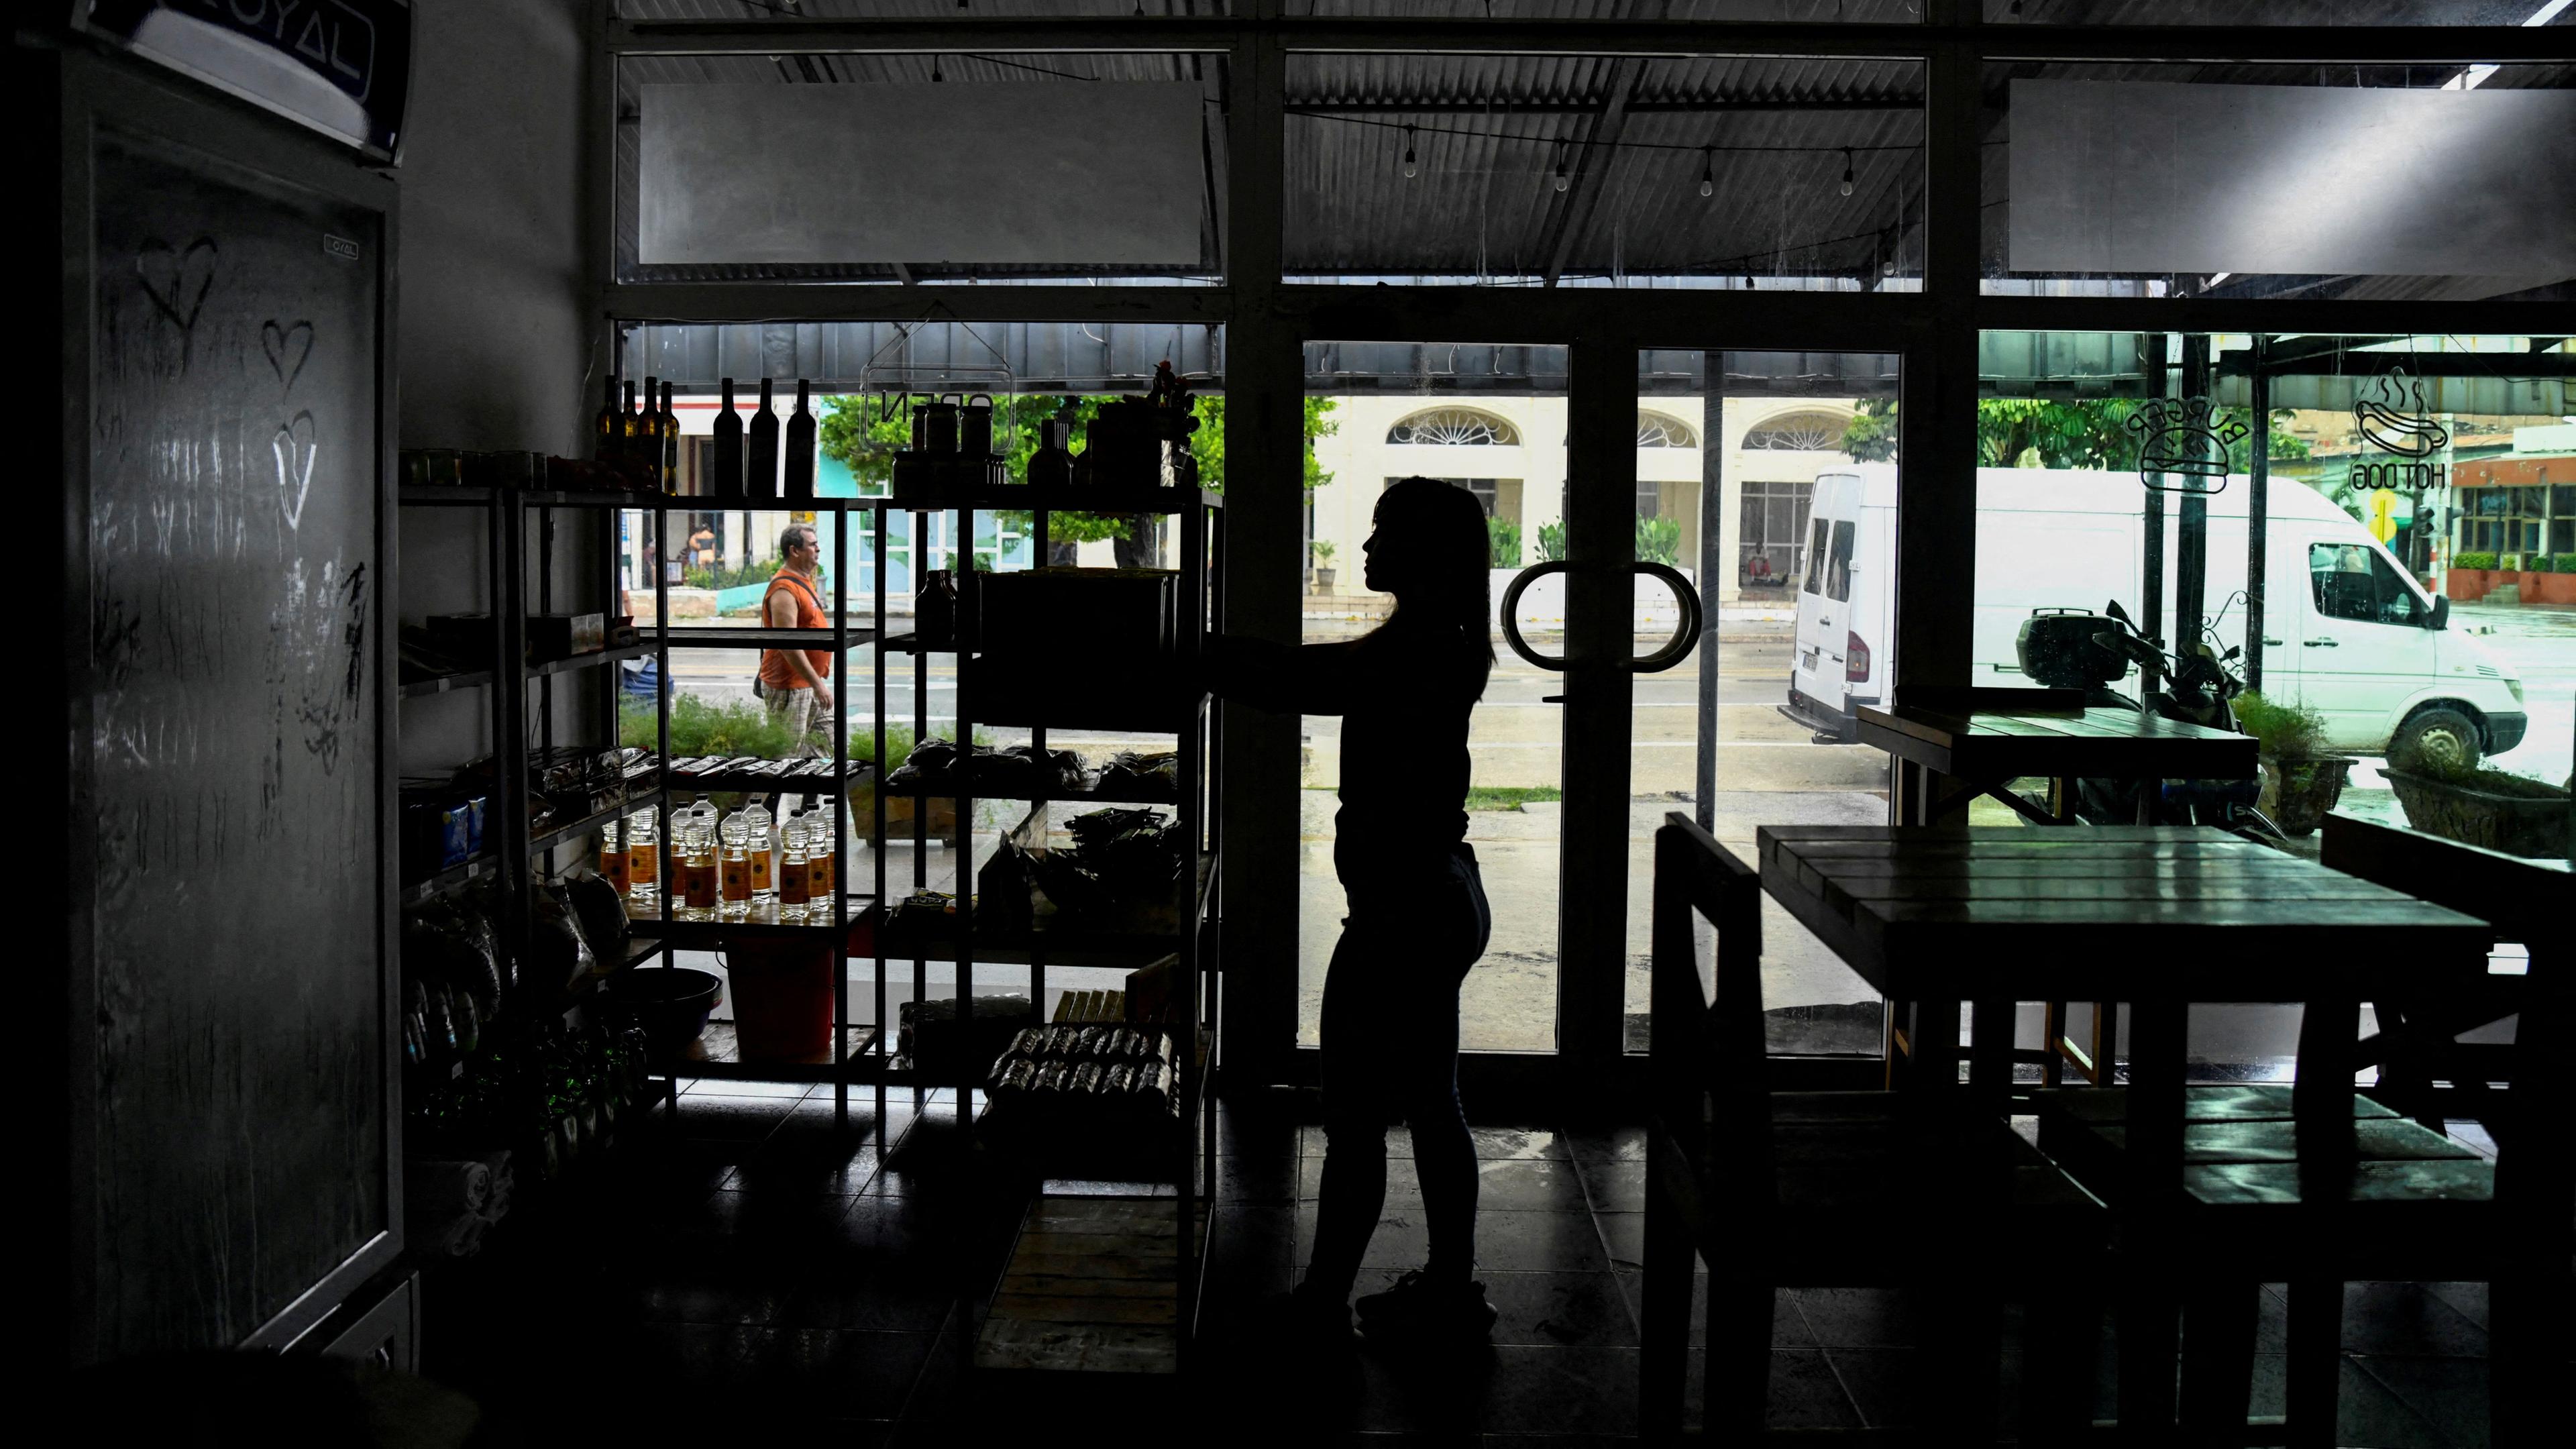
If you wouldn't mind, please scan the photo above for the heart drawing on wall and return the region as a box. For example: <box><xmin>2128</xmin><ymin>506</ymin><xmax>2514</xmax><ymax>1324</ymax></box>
<box><xmin>273</xmin><ymin>411</ymin><xmax>319</xmax><ymax>531</ymax></box>
<box><xmin>136</xmin><ymin>236</ymin><xmax>219</xmax><ymax>334</ymax></box>
<box><xmin>262</xmin><ymin>320</ymin><xmax>315</xmax><ymax>396</ymax></box>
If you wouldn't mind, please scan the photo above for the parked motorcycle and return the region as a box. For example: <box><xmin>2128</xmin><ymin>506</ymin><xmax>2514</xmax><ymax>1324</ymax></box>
<box><xmin>2019</xmin><ymin>601</ymin><xmax>2280</xmax><ymax>833</ymax></box>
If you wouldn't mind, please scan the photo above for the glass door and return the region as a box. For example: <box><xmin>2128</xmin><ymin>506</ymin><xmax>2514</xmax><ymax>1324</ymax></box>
<box><xmin>1621</xmin><ymin>349</ymin><xmax>1905</xmax><ymax>1056</ymax></box>
<box><xmin>1298</xmin><ymin>339</ymin><xmax>1569</xmax><ymax>1053</ymax></box>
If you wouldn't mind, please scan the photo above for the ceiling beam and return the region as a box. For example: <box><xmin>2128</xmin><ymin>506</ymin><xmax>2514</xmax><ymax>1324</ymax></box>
<box><xmin>1285</xmin><ymin>97</ymin><xmax>1924</xmax><ymax>117</ymax></box>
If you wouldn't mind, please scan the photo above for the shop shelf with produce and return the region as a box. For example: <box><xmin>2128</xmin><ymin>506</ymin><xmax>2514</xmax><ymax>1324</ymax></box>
<box><xmin>881</xmin><ymin>458</ymin><xmax>1227</xmax><ymax>1359</ymax></box>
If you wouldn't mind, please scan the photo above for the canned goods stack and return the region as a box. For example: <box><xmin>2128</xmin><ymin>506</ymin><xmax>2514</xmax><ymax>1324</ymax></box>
<box><xmin>986</xmin><ymin>1022</ymin><xmax>1181</xmax><ymax>1120</ymax></box>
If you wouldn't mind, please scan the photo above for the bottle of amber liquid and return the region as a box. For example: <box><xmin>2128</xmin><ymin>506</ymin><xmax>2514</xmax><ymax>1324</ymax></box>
<box><xmin>718</xmin><ymin>823</ymin><xmax>753</xmax><ymax>918</ymax></box>
<box><xmin>627</xmin><ymin>807</ymin><xmax>658</xmax><ymax>902</ymax></box>
<box><xmin>745</xmin><ymin>795</ymin><xmax>776</xmax><ymax>900</ymax></box>
<box><xmin>679</xmin><ymin>821</ymin><xmax>718</xmax><ymax>919</ymax></box>
<box><xmin>806</xmin><ymin>799</ymin><xmax>836</xmax><ymax>908</ymax></box>
<box><xmin>600</xmin><ymin>818</ymin><xmax>630</xmax><ymax>894</ymax></box>
<box><xmin>777</xmin><ymin>832</ymin><xmax>810</xmax><ymax>922</ymax></box>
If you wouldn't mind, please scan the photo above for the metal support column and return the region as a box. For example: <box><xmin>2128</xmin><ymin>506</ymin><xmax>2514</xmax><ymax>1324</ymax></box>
<box><xmin>2245</xmin><ymin>340</ymin><xmax>2271</xmax><ymax>695</ymax></box>
<box><xmin>1216</xmin><ymin>23</ymin><xmax>1303</xmax><ymax>1085</ymax></box>
<box><xmin>2141</xmin><ymin>333</ymin><xmax>2171</xmax><ymax>693</ymax></box>
<box><xmin>1696</xmin><ymin>371</ymin><xmax>1725</xmax><ymax>835</ymax></box>
<box><xmin>1558</xmin><ymin>331</ymin><xmax>1636</xmax><ymax>1065</ymax></box>
<box><xmin>2175</xmin><ymin>334</ymin><xmax>2214</xmax><ymax>662</ymax></box>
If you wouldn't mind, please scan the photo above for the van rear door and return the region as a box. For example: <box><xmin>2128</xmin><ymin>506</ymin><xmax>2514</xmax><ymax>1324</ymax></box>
<box><xmin>1787</xmin><ymin>484</ymin><xmax>1849</xmax><ymax>734</ymax></box>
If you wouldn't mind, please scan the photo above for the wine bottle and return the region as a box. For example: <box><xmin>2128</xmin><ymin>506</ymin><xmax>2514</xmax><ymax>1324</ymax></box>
<box><xmin>619</xmin><ymin>379</ymin><xmax>641</xmax><ymax>468</ymax></box>
<box><xmin>712</xmin><ymin>378</ymin><xmax>744</xmax><ymax>500</ymax></box>
<box><xmin>637</xmin><ymin>374</ymin><xmax>661</xmax><ymax>480</ymax></box>
<box><xmin>594</xmin><ymin>374</ymin><xmax>622</xmax><ymax>464</ymax></box>
<box><xmin>784</xmin><ymin>380</ymin><xmax>817</xmax><ymax>501</ymax></box>
<box><xmin>658</xmin><ymin>380</ymin><xmax>681</xmax><ymax>494</ymax></box>
<box><xmin>748</xmin><ymin>378</ymin><xmax>780</xmax><ymax>501</ymax></box>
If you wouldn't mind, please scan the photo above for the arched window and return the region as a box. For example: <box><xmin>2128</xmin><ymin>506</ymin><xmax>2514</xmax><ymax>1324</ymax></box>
<box><xmin>1742</xmin><ymin>411</ymin><xmax>1849</xmax><ymax>451</ymax></box>
<box><xmin>1636</xmin><ymin>411</ymin><xmax>1699</xmax><ymax>449</ymax></box>
<box><xmin>1387</xmin><ymin>407</ymin><xmax>1519</xmax><ymax>446</ymax></box>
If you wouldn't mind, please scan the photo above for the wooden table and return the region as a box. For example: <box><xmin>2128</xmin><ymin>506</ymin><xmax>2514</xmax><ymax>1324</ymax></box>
<box><xmin>1754</xmin><ymin>824</ymin><xmax>2500</xmax><ymax>1436</ymax></box>
<box><xmin>1859</xmin><ymin>696</ymin><xmax>2256</xmax><ymax>827</ymax></box>
<box><xmin>1755</xmin><ymin>824</ymin><xmax>2493</xmax><ymax>1106</ymax></box>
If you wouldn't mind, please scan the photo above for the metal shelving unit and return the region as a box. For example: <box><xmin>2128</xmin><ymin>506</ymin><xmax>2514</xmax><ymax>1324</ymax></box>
<box><xmin>883</xmin><ymin>472</ymin><xmax>1227</xmax><ymax>1356</ymax></box>
<box><xmin>394</xmin><ymin>483</ymin><xmax>676</xmax><ymax>1022</ymax></box>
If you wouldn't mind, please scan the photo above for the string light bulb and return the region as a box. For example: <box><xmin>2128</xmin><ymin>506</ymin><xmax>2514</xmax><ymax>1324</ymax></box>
<box><xmin>1839</xmin><ymin>149</ymin><xmax>1856</xmax><ymax>198</ymax></box>
<box><xmin>1402</xmin><ymin>126</ymin><xmax>1417</xmax><ymax>179</ymax></box>
<box><xmin>932</xmin><ymin>54</ymin><xmax>943</xmax><ymax>83</ymax></box>
<box><xmin>1553</xmin><ymin>147</ymin><xmax>1570</xmax><ymax>193</ymax></box>
<box><xmin>1699</xmin><ymin>148</ymin><xmax>1714</xmax><ymax>199</ymax></box>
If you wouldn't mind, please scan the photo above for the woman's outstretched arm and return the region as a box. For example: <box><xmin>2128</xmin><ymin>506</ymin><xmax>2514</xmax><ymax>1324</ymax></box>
<box><xmin>1204</xmin><ymin>634</ymin><xmax>1361</xmax><ymax>716</ymax></box>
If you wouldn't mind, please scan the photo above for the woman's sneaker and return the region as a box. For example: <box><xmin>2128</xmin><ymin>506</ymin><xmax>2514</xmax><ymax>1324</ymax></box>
<box><xmin>1354</xmin><ymin>1269</ymin><xmax>1499</xmax><ymax>1342</ymax></box>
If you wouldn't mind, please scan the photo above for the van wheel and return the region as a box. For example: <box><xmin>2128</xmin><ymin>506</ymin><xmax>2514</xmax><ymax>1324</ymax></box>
<box><xmin>2391</xmin><ymin>706</ymin><xmax>2481</xmax><ymax>771</ymax></box>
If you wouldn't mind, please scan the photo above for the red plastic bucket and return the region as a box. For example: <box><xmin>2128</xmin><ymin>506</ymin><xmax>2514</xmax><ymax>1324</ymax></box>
<box><xmin>724</xmin><ymin>938</ymin><xmax>835</xmax><ymax>1061</ymax></box>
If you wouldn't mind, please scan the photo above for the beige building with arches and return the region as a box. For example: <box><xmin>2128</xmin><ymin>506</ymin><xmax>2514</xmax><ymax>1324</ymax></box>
<box><xmin>1303</xmin><ymin>394</ymin><xmax>1865</xmax><ymax>604</ymax></box>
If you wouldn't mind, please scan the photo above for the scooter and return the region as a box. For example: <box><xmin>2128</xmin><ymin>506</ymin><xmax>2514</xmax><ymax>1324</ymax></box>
<box><xmin>2061</xmin><ymin>601</ymin><xmax>2281</xmax><ymax>833</ymax></box>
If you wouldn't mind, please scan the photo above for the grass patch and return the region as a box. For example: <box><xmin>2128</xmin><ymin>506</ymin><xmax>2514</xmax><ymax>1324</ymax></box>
<box><xmin>1464</xmin><ymin>786</ymin><xmax>1562</xmax><ymax>812</ymax></box>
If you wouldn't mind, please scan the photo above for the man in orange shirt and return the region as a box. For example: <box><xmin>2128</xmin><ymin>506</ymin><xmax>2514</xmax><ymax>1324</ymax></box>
<box><xmin>759</xmin><ymin>524</ymin><xmax>833</xmax><ymax>755</ymax></box>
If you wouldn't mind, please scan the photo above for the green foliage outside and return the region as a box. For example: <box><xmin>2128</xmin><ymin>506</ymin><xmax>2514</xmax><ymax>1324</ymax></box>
<box><xmin>2452</xmin><ymin>553</ymin><xmax>2576</xmax><ymax>572</ymax></box>
<box><xmin>1464</xmin><ymin>786</ymin><xmax>1562</xmax><ymax>811</ymax></box>
<box><xmin>2559</xmin><ymin>555</ymin><xmax>2576</xmax><ymax>573</ymax></box>
<box><xmin>1834</xmin><ymin>398</ymin><xmax>2309</xmax><ymax>478</ymax></box>
<box><xmin>2232</xmin><ymin>691</ymin><xmax>2329</xmax><ymax>760</ymax></box>
<box><xmin>1310</xmin><ymin>539</ymin><xmax>1336</xmax><ymax>566</ymax></box>
<box><xmin>1635</xmin><ymin>516</ymin><xmax>1683</xmax><ymax>567</ymax></box>
<box><xmin>683</xmin><ymin>562</ymin><xmax>778</xmax><ymax>592</ymax></box>
<box><xmin>1487</xmin><ymin>517</ymin><xmax>1523</xmax><ymax>568</ymax></box>
<box><xmin>619</xmin><ymin>695</ymin><xmax>980</xmax><ymax>763</ymax></box>
<box><xmin>1838</xmin><ymin>398</ymin><xmax>1899</xmax><ymax>463</ymax></box>
<box><xmin>1534</xmin><ymin>522</ymin><xmax>1568</xmax><ymax>563</ymax></box>
<box><xmin>2454</xmin><ymin>551</ymin><xmax>2500</xmax><ymax>570</ymax></box>
<box><xmin>816</xmin><ymin>392</ymin><xmax>1340</xmax><ymax>548</ymax></box>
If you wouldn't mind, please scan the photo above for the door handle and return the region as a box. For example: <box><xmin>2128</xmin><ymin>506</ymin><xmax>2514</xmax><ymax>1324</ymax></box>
<box><xmin>2304</xmin><ymin>638</ymin><xmax>2339</xmax><ymax>648</ymax></box>
<box><xmin>2262</xmin><ymin>637</ymin><xmax>2284</xmax><ymax>646</ymax></box>
<box><xmin>1497</xmin><ymin>561</ymin><xmax>1703</xmax><ymax>675</ymax></box>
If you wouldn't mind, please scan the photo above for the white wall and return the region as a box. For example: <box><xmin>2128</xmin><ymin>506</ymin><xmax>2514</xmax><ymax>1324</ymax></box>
<box><xmin>1302</xmin><ymin>395</ymin><xmax>1859</xmax><ymax>602</ymax></box>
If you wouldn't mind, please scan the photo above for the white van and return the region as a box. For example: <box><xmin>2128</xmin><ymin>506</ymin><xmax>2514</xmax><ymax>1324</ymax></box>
<box><xmin>1782</xmin><ymin>465</ymin><xmax>2530</xmax><ymax>767</ymax></box>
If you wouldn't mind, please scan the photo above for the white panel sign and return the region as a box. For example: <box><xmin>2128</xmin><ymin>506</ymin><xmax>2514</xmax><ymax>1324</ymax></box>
<box><xmin>639</xmin><ymin>83</ymin><xmax>1208</xmax><ymax>267</ymax></box>
<box><xmin>2009</xmin><ymin>80</ymin><xmax>2576</xmax><ymax>278</ymax></box>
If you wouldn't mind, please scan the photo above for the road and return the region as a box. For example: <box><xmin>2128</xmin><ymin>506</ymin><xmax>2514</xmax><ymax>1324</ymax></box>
<box><xmin>665</xmin><ymin>629</ymin><xmax>1886</xmax><ymax>796</ymax></box>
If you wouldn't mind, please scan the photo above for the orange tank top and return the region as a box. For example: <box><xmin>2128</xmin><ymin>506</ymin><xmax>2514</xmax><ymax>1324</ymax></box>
<box><xmin>757</xmin><ymin>570</ymin><xmax>832</xmax><ymax>688</ymax></box>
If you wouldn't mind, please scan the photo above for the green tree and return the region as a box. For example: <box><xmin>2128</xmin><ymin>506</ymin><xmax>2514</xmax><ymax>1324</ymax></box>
<box><xmin>1635</xmin><ymin>516</ymin><xmax>1682</xmax><ymax>567</ymax></box>
<box><xmin>1487</xmin><ymin>516</ymin><xmax>1523</xmax><ymax>567</ymax></box>
<box><xmin>1838</xmin><ymin>397</ymin><xmax>1900</xmax><ymax>462</ymax></box>
<box><xmin>1832</xmin><ymin>398</ymin><xmax>2307</xmax><ymax>474</ymax></box>
<box><xmin>817</xmin><ymin>391</ymin><xmax>1341</xmax><ymax>550</ymax></box>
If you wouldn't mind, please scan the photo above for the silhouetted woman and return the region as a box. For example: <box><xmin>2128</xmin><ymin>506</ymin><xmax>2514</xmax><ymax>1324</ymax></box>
<box><xmin>1210</xmin><ymin>476</ymin><xmax>1497</xmax><ymax>1344</ymax></box>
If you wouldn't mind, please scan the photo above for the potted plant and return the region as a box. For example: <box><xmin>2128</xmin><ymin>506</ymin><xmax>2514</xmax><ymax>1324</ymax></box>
<box><xmin>2384</xmin><ymin>757</ymin><xmax>2573</xmax><ymax>861</ymax></box>
<box><xmin>2233</xmin><ymin>692</ymin><xmax>2352</xmax><ymax>837</ymax></box>
<box><xmin>1310</xmin><ymin>539</ymin><xmax>1337</xmax><ymax>593</ymax></box>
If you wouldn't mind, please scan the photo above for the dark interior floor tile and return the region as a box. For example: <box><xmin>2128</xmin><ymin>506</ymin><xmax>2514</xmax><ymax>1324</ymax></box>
<box><xmin>2339</xmin><ymin>1281</ymin><xmax>2490</xmax><ymax>1358</ymax></box>
<box><xmin>1794</xmin><ymin>1287</ymin><xmax>1933</xmax><ymax>1349</ymax></box>
<box><xmin>2332</xmin><ymin>1357</ymin><xmax>2457</xmax><ymax>1449</ymax></box>
<box><xmin>1610</xmin><ymin>1270</ymin><xmax>1811</xmax><ymax>1348</ymax></box>
<box><xmin>1302</xmin><ymin>1154</ymin><xmax>1428</xmax><ymax>1208</ymax></box>
<box><xmin>1823</xmin><ymin>1346</ymin><xmax>1929</xmax><ymax>1430</ymax></box>
<box><xmin>681</xmin><ymin>1078</ymin><xmax>814</xmax><ymax>1100</ymax></box>
<box><xmin>667</xmin><ymin>1095</ymin><xmax>800</xmax><ymax>1142</ymax></box>
<box><xmin>2419</xmin><ymin>1281</ymin><xmax>2490</xmax><ymax>1334</ymax></box>
<box><xmin>1293</xmin><ymin>1208</ymin><xmax>1611</xmax><ymax>1274</ymax></box>
<box><xmin>1569</xmin><ymin>1158</ymin><xmax>1644</xmax><ymax>1212</ymax></box>
<box><xmin>2355</xmin><ymin>1355</ymin><xmax>2492</xmax><ymax>1449</ymax></box>
<box><xmin>1479</xmin><ymin>1346</ymin><xmax>1640</xmax><ymax>1436</ymax></box>
<box><xmin>1215</xmin><ymin>1152</ymin><xmax>1298</xmax><ymax>1203</ymax></box>
<box><xmin>1593</xmin><ymin>1212</ymin><xmax>1644</xmax><ymax>1271</ymax></box>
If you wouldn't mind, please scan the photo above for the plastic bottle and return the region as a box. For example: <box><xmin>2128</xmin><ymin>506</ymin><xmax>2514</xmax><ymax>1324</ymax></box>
<box><xmin>807</xmin><ymin>796</ymin><xmax>837</xmax><ymax>906</ymax></box>
<box><xmin>718</xmin><ymin>811</ymin><xmax>752</xmax><ymax>916</ymax></box>
<box><xmin>678</xmin><ymin>818</ymin><xmax>717</xmax><ymax>918</ymax></box>
<box><xmin>745</xmin><ymin>795</ymin><xmax>776</xmax><ymax>900</ymax></box>
<box><xmin>599</xmin><ymin>816</ymin><xmax>629</xmax><ymax>894</ymax></box>
<box><xmin>626</xmin><ymin>807</ymin><xmax>658</xmax><ymax>901</ymax></box>
<box><xmin>778</xmin><ymin>830</ymin><xmax>810</xmax><ymax>920</ymax></box>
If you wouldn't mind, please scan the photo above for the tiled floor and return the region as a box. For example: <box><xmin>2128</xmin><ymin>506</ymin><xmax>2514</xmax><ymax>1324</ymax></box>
<box><xmin>422</xmin><ymin>1085</ymin><xmax>2505</xmax><ymax>1446</ymax></box>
